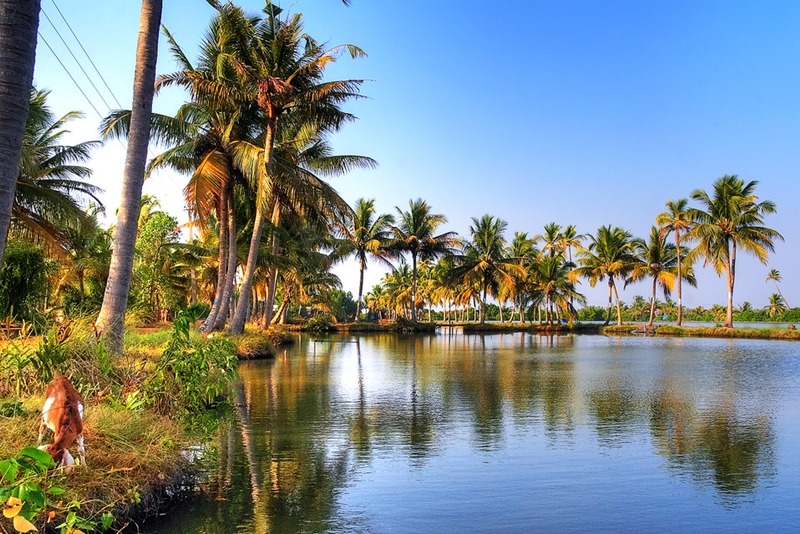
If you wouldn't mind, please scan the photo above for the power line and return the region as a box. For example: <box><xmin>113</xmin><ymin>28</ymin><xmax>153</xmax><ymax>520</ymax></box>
<box><xmin>49</xmin><ymin>0</ymin><xmax>124</xmax><ymax>109</ymax></box>
<box><xmin>41</xmin><ymin>7</ymin><xmax>113</xmax><ymax>113</ymax></box>
<box><xmin>38</xmin><ymin>31</ymin><xmax>104</xmax><ymax>120</ymax></box>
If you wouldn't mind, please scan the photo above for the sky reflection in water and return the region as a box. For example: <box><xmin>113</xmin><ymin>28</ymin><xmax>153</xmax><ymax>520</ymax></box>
<box><xmin>150</xmin><ymin>333</ymin><xmax>800</xmax><ymax>533</ymax></box>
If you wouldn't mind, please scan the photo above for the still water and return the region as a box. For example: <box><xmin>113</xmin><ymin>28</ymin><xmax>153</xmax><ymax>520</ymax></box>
<box><xmin>152</xmin><ymin>333</ymin><xmax>800</xmax><ymax>533</ymax></box>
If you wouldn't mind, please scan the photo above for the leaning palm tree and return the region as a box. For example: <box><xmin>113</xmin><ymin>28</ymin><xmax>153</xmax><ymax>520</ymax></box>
<box><xmin>339</xmin><ymin>198</ymin><xmax>395</xmax><ymax>321</ymax></box>
<box><xmin>765</xmin><ymin>269</ymin><xmax>789</xmax><ymax>309</ymax></box>
<box><xmin>390</xmin><ymin>198</ymin><xmax>459</xmax><ymax>322</ymax></box>
<box><xmin>0</xmin><ymin>0</ymin><xmax>40</xmax><ymax>261</ymax></box>
<box><xmin>688</xmin><ymin>175</ymin><xmax>783</xmax><ymax>328</ymax></box>
<box><xmin>96</xmin><ymin>0</ymin><xmax>163</xmax><ymax>354</ymax></box>
<box><xmin>575</xmin><ymin>225</ymin><xmax>636</xmax><ymax>326</ymax></box>
<box><xmin>447</xmin><ymin>214</ymin><xmax>521</xmax><ymax>324</ymax></box>
<box><xmin>11</xmin><ymin>88</ymin><xmax>103</xmax><ymax>251</ymax></box>
<box><xmin>656</xmin><ymin>198</ymin><xmax>693</xmax><ymax>326</ymax></box>
<box><xmin>626</xmin><ymin>226</ymin><xmax>696</xmax><ymax>326</ymax></box>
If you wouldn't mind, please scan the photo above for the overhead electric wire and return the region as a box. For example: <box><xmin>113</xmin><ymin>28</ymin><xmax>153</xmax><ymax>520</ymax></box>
<box><xmin>41</xmin><ymin>7</ymin><xmax>114</xmax><ymax>113</ymax></box>
<box><xmin>37</xmin><ymin>31</ymin><xmax>104</xmax><ymax>120</ymax></box>
<box><xmin>49</xmin><ymin>0</ymin><xmax>124</xmax><ymax>109</ymax></box>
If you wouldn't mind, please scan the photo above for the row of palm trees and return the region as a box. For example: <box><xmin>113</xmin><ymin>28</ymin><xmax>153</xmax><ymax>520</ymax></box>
<box><xmin>359</xmin><ymin>176</ymin><xmax>781</xmax><ymax>328</ymax></box>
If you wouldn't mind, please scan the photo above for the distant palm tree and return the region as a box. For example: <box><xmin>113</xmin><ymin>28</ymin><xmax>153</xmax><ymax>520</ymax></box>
<box><xmin>447</xmin><ymin>214</ymin><xmax>522</xmax><ymax>324</ymax></box>
<box><xmin>765</xmin><ymin>269</ymin><xmax>789</xmax><ymax>309</ymax></box>
<box><xmin>12</xmin><ymin>88</ymin><xmax>103</xmax><ymax>250</ymax></box>
<box><xmin>626</xmin><ymin>226</ymin><xmax>696</xmax><ymax>326</ymax></box>
<box><xmin>765</xmin><ymin>293</ymin><xmax>786</xmax><ymax>319</ymax></box>
<box><xmin>535</xmin><ymin>222</ymin><xmax>562</xmax><ymax>258</ymax></box>
<box><xmin>576</xmin><ymin>225</ymin><xmax>636</xmax><ymax>326</ymax></box>
<box><xmin>689</xmin><ymin>175</ymin><xmax>783</xmax><ymax>328</ymax></box>
<box><xmin>535</xmin><ymin>255</ymin><xmax>585</xmax><ymax>324</ymax></box>
<box><xmin>341</xmin><ymin>198</ymin><xmax>395</xmax><ymax>321</ymax></box>
<box><xmin>391</xmin><ymin>198</ymin><xmax>458</xmax><ymax>322</ymax></box>
<box><xmin>656</xmin><ymin>198</ymin><xmax>693</xmax><ymax>326</ymax></box>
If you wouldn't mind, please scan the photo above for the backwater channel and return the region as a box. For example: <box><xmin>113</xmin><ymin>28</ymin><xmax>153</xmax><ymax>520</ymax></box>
<box><xmin>151</xmin><ymin>332</ymin><xmax>800</xmax><ymax>533</ymax></box>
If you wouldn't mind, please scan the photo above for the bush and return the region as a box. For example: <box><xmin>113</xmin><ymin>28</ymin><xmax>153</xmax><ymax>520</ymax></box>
<box><xmin>0</xmin><ymin>241</ymin><xmax>52</xmax><ymax>325</ymax></box>
<box><xmin>304</xmin><ymin>315</ymin><xmax>335</xmax><ymax>333</ymax></box>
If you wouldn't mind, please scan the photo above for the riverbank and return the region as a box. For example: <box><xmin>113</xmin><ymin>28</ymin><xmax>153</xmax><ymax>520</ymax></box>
<box><xmin>603</xmin><ymin>323</ymin><xmax>800</xmax><ymax>340</ymax></box>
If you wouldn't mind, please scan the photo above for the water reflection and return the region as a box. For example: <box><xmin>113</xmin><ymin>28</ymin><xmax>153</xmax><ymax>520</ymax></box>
<box><xmin>150</xmin><ymin>333</ymin><xmax>794</xmax><ymax>533</ymax></box>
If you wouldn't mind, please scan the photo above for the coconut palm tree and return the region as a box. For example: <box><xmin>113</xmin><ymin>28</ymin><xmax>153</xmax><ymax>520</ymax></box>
<box><xmin>626</xmin><ymin>226</ymin><xmax>696</xmax><ymax>326</ymax></box>
<box><xmin>340</xmin><ymin>198</ymin><xmax>394</xmax><ymax>321</ymax></box>
<box><xmin>11</xmin><ymin>88</ymin><xmax>103</xmax><ymax>251</ymax></box>
<box><xmin>656</xmin><ymin>198</ymin><xmax>693</xmax><ymax>326</ymax></box>
<box><xmin>96</xmin><ymin>0</ymin><xmax>163</xmax><ymax>354</ymax></box>
<box><xmin>535</xmin><ymin>222</ymin><xmax>562</xmax><ymax>258</ymax></box>
<box><xmin>534</xmin><ymin>255</ymin><xmax>585</xmax><ymax>324</ymax></box>
<box><xmin>765</xmin><ymin>269</ymin><xmax>789</xmax><ymax>309</ymax></box>
<box><xmin>506</xmin><ymin>232</ymin><xmax>538</xmax><ymax>323</ymax></box>
<box><xmin>688</xmin><ymin>175</ymin><xmax>783</xmax><ymax>328</ymax></box>
<box><xmin>448</xmin><ymin>215</ymin><xmax>522</xmax><ymax>324</ymax></box>
<box><xmin>391</xmin><ymin>198</ymin><xmax>458</xmax><ymax>322</ymax></box>
<box><xmin>765</xmin><ymin>293</ymin><xmax>786</xmax><ymax>319</ymax></box>
<box><xmin>0</xmin><ymin>0</ymin><xmax>40</xmax><ymax>261</ymax></box>
<box><xmin>575</xmin><ymin>225</ymin><xmax>636</xmax><ymax>326</ymax></box>
<box><xmin>161</xmin><ymin>3</ymin><xmax>369</xmax><ymax>334</ymax></box>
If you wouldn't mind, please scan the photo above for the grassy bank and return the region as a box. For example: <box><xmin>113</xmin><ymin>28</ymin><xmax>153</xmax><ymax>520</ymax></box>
<box><xmin>601</xmin><ymin>323</ymin><xmax>800</xmax><ymax>340</ymax></box>
<box><xmin>0</xmin><ymin>314</ymin><xmax>241</xmax><ymax>533</ymax></box>
<box><xmin>460</xmin><ymin>322</ymin><xmax>603</xmax><ymax>334</ymax></box>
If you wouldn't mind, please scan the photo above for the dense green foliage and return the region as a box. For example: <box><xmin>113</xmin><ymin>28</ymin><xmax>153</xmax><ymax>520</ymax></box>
<box><xmin>0</xmin><ymin>241</ymin><xmax>51</xmax><ymax>323</ymax></box>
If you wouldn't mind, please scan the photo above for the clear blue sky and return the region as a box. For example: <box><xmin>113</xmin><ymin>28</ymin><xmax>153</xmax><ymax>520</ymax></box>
<box><xmin>33</xmin><ymin>0</ymin><xmax>800</xmax><ymax>309</ymax></box>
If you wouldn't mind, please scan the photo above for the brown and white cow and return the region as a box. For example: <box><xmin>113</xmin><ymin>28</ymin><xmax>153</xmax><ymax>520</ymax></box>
<box><xmin>38</xmin><ymin>375</ymin><xmax>86</xmax><ymax>469</ymax></box>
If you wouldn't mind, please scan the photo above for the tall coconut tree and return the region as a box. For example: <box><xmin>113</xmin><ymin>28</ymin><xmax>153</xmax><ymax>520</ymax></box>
<box><xmin>447</xmin><ymin>214</ymin><xmax>521</xmax><ymax>324</ymax></box>
<box><xmin>391</xmin><ymin>198</ymin><xmax>458</xmax><ymax>322</ymax></box>
<box><xmin>765</xmin><ymin>269</ymin><xmax>789</xmax><ymax>309</ymax></box>
<box><xmin>340</xmin><ymin>198</ymin><xmax>394</xmax><ymax>321</ymax></box>
<box><xmin>0</xmin><ymin>0</ymin><xmax>41</xmax><ymax>262</ymax></box>
<box><xmin>688</xmin><ymin>175</ymin><xmax>783</xmax><ymax>328</ymax></box>
<box><xmin>575</xmin><ymin>225</ymin><xmax>636</xmax><ymax>326</ymax></box>
<box><xmin>535</xmin><ymin>222</ymin><xmax>562</xmax><ymax>258</ymax></box>
<box><xmin>655</xmin><ymin>198</ymin><xmax>693</xmax><ymax>326</ymax></box>
<box><xmin>160</xmin><ymin>3</ymin><xmax>368</xmax><ymax>333</ymax></box>
<box><xmin>95</xmin><ymin>0</ymin><xmax>163</xmax><ymax>354</ymax></box>
<box><xmin>12</xmin><ymin>88</ymin><xmax>103</xmax><ymax>250</ymax></box>
<box><xmin>625</xmin><ymin>226</ymin><xmax>696</xmax><ymax>326</ymax></box>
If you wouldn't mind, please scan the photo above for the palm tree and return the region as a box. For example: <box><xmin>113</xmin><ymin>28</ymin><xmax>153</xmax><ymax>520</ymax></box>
<box><xmin>95</xmin><ymin>0</ymin><xmax>163</xmax><ymax>354</ymax></box>
<box><xmin>535</xmin><ymin>222</ymin><xmax>562</xmax><ymax>258</ymax></box>
<box><xmin>765</xmin><ymin>293</ymin><xmax>786</xmax><ymax>319</ymax></box>
<box><xmin>391</xmin><ymin>198</ymin><xmax>458</xmax><ymax>322</ymax></box>
<box><xmin>447</xmin><ymin>215</ymin><xmax>521</xmax><ymax>324</ymax></box>
<box><xmin>575</xmin><ymin>225</ymin><xmax>636</xmax><ymax>326</ymax></box>
<box><xmin>655</xmin><ymin>198</ymin><xmax>693</xmax><ymax>326</ymax></box>
<box><xmin>0</xmin><ymin>0</ymin><xmax>40</xmax><ymax>262</ymax></box>
<box><xmin>506</xmin><ymin>232</ymin><xmax>538</xmax><ymax>323</ymax></box>
<box><xmin>11</xmin><ymin>88</ymin><xmax>103</xmax><ymax>250</ymax></box>
<box><xmin>340</xmin><ymin>198</ymin><xmax>394</xmax><ymax>321</ymax></box>
<box><xmin>626</xmin><ymin>226</ymin><xmax>696</xmax><ymax>326</ymax></box>
<box><xmin>689</xmin><ymin>175</ymin><xmax>783</xmax><ymax>328</ymax></box>
<box><xmin>535</xmin><ymin>255</ymin><xmax>585</xmax><ymax>324</ymax></box>
<box><xmin>765</xmin><ymin>269</ymin><xmax>789</xmax><ymax>309</ymax></box>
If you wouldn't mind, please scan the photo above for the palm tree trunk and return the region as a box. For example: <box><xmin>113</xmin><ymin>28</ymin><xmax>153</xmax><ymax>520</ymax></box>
<box><xmin>355</xmin><ymin>257</ymin><xmax>365</xmax><ymax>322</ymax></box>
<box><xmin>480</xmin><ymin>284</ymin><xmax>487</xmax><ymax>324</ymax></box>
<box><xmin>230</xmin><ymin>113</ymin><xmax>278</xmax><ymax>333</ymax></box>
<box><xmin>202</xmin><ymin>193</ymin><xmax>229</xmax><ymax>331</ymax></box>
<box><xmin>410</xmin><ymin>252</ymin><xmax>418</xmax><ymax>322</ymax></box>
<box><xmin>725</xmin><ymin>242</ymin><xmax>736</xmax><ymax>328</ymax></box>
<box><xmin>263</xmin><ymin>201</ymin><xmax>282</xmax><ymax>326</ymax></box>
<box><xmin>229</xmin><ymin>204</ymin><xmax>267</xmax><ymax>334</ymax></box>
<box><xmin>604</xmin><ymin>278</ymin><xmax>613</xmax><ymax>326</ymax></box>
<box><xmin>610</xmin><ymin>277</ymin><xmax>623</xmax><ymax>326</ymax></box>
<box><xmin>648</xmin><ymin>277</ymin><xmax>657</xmax><ymax>326</ymax></box>
<box><xmin>213</xmin><ymin>193</ymin><xmax>238</xmax><ymax>330</ymax></box>
<box><xmin>95</xmin><ymin>0</ymin><xmax>162</xmax><ymax>354</ymax></box>
<box><xmin>0</xmin><ymin>0</ymin><xmax>40</xmax><ymax>261</ymax></box>
<box><xmin>675</xmin><ymin>229</ymin><xmax>683</xmax><ymax>326</ymax></box>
